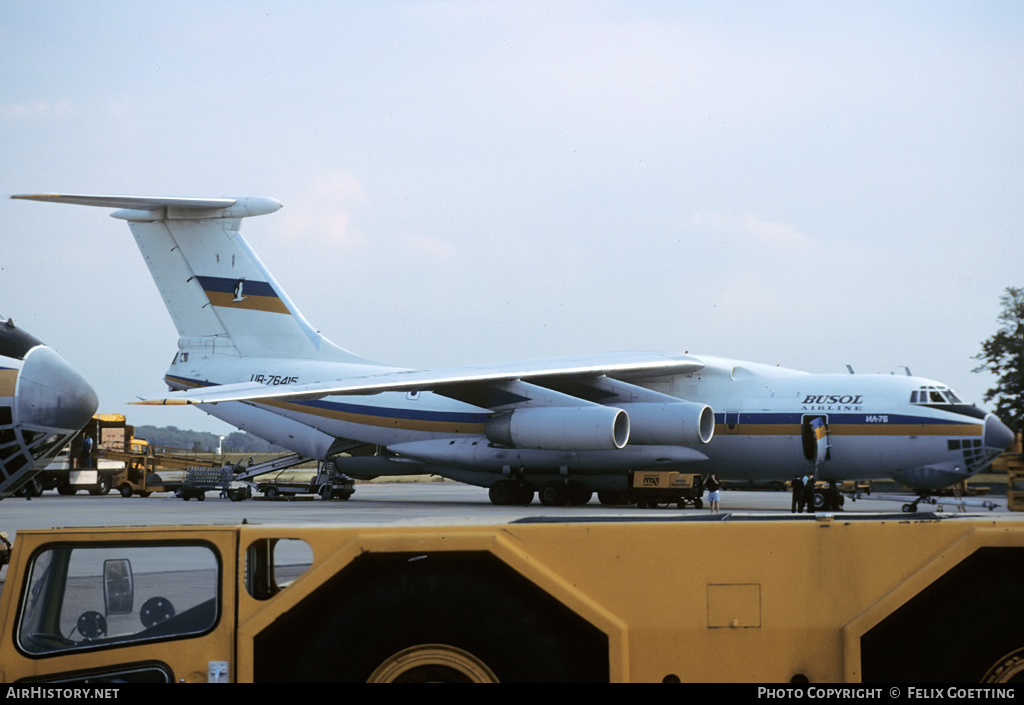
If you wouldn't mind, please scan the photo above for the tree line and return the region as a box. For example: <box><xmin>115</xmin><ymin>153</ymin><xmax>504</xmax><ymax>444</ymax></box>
<box><xmin>133</xmin><ymin>425</ymin><xmax>285</xmax><ymax>453</ymax></box>
<box><xmin>975</xmin><ymin>286</ymin><xmax>1024</xmax><ymax>435</ymax></box>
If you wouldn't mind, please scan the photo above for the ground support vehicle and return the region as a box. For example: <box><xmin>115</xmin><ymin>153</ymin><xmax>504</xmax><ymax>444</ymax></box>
<box><xmin>625</xmin><ymin>470</ymin><xmax>704</xmax><ymax>508</ymax></box>
<box><xmin>845</xmin><ymin>489</ymin><xmax>999</xmax><ymax>513</ymax></box>
<box><xmin>20</xmin><ymin>415</ymin><xmax>133</xmax><ymax>497</ymax></box>
<box><xmin>1008</xmin><ymin>467</ymin><xmax>1024</xmax><ymax>512</ymax></box>
<box><xmin>994</xmin><ymin>438</ymin><xmax>1024</xmax><ymax>512</ymax></box>
<box><xmin>239</xmin><ymin>457</ymin><xmax>354</xmax><ymax>500</ymax></box>
<box><xmin>1001</xmin><ymin>456</ymin><xmax>1024</xmax><ymax>512</ymax></box>
<box><xmin>175</xmin><ymin>468</ymin><xmax>248</xmax><ymax>502</ymax></box>
<box><xmin>3</xmin><ymin>515</ymin><xmax>1024</xmax><ymax>683</ymax></box>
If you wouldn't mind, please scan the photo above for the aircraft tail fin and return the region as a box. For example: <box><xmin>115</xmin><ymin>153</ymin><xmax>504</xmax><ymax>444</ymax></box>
<box><xmin>12</xmin><ymin>194</ymin><xmax>371</xmax><ymax>363</ymax></box>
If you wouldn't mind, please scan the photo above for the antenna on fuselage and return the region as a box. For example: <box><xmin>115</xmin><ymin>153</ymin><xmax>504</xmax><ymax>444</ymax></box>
<box><xmin>846</xmin><ymin>365</ymin><xmax>855</xmax><ymax>374</ymax></box>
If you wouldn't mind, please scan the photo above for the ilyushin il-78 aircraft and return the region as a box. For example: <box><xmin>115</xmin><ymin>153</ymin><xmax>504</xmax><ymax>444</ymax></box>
<box><xmin>12</xmin><ymin>194</ymin><xmax>1016</xmax><ymax>506</ymax></box>
<box><xmin>0</xmin><ymin>314</ymin><xmax>98</xmax><ymax>499</ymax></box>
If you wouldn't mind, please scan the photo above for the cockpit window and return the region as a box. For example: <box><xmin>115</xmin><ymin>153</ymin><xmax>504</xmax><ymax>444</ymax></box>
<box><xmin>911</xmin><ymin>385</ymin><xmax>967</xmax><ymax>406</ymax></box>
<box><xmin>909</xmin><ymin>385</ymin><xmax>987</xmax><ymax>419</ymax></box>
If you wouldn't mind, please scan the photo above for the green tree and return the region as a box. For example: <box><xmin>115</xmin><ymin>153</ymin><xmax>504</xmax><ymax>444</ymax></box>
<box><xmin>974</xmin><ymin>286</ymin><xmax>1024</xmax><ymax>434</ymax></box>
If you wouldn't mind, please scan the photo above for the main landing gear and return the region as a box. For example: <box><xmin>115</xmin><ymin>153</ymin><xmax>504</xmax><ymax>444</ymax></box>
<box><xmin>487</xmin><ymin>479</ymin><xmax>593</xmax><ymax>506</ymax></box>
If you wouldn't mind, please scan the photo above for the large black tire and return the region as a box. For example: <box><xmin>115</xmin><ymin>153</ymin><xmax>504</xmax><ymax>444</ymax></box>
<box><xmin>488</xmin><ymin>480</ymin><xmax>516</xmax><ymax>506</ymax></box>
<box><xmin>538</xmin><ymin>481</ymin><xmax>568</xmax><ymax>507</ymax></box>
<box><xmin>566</xmin><ymin>482</ymin><xmax>592</xmax><ymax>506</ymax></box>
<box><xmin>253</xmin><ymin>552</ymin><xmax>609</xmax><ymax>682</ymax></box>
<box><xmin>90</xmin><ymin>476</ymin><xmax>111</xmax><ymax>496</ymax></box>
<box><xmin>16</xmin><ymin>476</ymin><xmax>44</xmax><ymax>497</ymax></box>
<box><xmin>489</xmin><ymin>480</ymin><xmax>533</xmax><ymax>506</ymax></box>
<box><xmin>811</xmin><ymin>489</ymin><xmax>827</xmax><ymax>511</ymax></box>
<box><xmin>597</xmin><ymin>490</ymin><xmax>626</xmax><ymax>506</ymax></box>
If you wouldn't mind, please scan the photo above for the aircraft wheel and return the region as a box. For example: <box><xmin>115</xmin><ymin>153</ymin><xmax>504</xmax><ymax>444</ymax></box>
<box><xmin>567</xmin><ymin>482</ymin><xmax>592</xmax><ymax>506</ymax></box>
<box><xmin>119</xmin><ymin>484</ymin><xmax>133</xmax><ymax>498</ymax></box>
<box><xmin>812</xmin><ymin>489</ymin><xmax>827</xmax><ymax>511</ymax></box>
<box><xmin>488</xmin><ymin>481</ymin><xmax>517</xmax><ymax>506</ymax></box>
<box><xmin>597</xmin><ymin>490</ymin><xmax>626</xmax><ymax>505</ymax></box>
<box><xmin>902</xmin><ymin>503</ymin><xmax>915</xmax><ymax>513</ymax></box>
<box><xmin>515</xmin><ymin>486</ymin><xmax>534</xmax><ymax>505</ymax></box>
<box><xmin>539</xmin><ymin>482</ymin><xmax>568</xmax><ymax>507</ymax></box>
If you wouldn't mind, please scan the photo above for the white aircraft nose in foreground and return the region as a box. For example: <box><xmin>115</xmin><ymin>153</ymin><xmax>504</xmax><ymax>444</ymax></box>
<box><xmin>13</xmin><ymin>194</ymin><xmax>1015</xmax><ymax>505</ymax></box>
<box><xmin>0</xmin><ymin>314</ymin><xmax>99</xmax><ymax>499</ymax></box>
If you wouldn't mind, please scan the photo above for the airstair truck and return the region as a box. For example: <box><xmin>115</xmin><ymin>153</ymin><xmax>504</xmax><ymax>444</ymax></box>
<box><xmin>24</xmin><ymin>414</ymin><xmax>130</xmax><ymax>497</ymax></box>
<box><xmin>2</xmin><ymin>515</ymin><xmax>1024</xmax><ymax>683</ymax></box>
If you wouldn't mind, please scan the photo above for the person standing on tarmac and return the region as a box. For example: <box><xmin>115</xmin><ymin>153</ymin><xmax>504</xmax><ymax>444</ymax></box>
<box><xmin>705</xmin><ymin>473</ymin><xmax>721</xmax><ymax>513</ymax></box>
<box><xmin>802</xmin><ymin>470</ymin><xmax>817</xmax><ymax>512</ymax></box>
<box><xmin>791</xmin><ymin>474</ymin><xmax>804</xmax><ymax>513</ymax></box>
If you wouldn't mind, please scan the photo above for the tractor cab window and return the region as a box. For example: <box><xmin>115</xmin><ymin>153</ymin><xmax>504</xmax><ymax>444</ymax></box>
<box><xmin>18</xmin><ymin>543</ymin><xmax>219</xmax><ymax>655</ymax></box>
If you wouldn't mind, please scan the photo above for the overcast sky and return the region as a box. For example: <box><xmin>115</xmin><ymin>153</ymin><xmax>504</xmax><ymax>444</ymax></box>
<box><xmin>1</xmin><ymin>1</ymin><xmax>1021</xmax><ymax>435</ymax></box>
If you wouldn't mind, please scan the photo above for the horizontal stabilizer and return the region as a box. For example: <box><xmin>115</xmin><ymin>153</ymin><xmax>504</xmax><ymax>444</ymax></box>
<box><xmin>11</xmin><ymin>194</ymin><xmax>282</xmax><ymax>220</ymax></box>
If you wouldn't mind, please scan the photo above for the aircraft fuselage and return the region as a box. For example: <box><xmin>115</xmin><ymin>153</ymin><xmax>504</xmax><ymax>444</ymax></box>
<box><xmin>165</xmin><ymin>353</ymin><xmax>1009</xmax><ymax>492</ymax></box>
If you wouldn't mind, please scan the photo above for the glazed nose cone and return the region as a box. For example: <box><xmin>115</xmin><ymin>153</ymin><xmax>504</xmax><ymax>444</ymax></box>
<box><xmin>16</xmin><ymin>346</ymin><xmax>98</xmax><ymax>431</ymax></box>
<box><xmin>985</xmin><ymin>413</ymin><xmax>1015</xmax><ymax>453</ymax></box>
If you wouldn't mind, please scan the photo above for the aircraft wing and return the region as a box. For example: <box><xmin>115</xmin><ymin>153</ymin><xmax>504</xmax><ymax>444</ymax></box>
<box><xmin>136</xmin><ymin>352</ymin><xmax>704</xmax><ymax>406</ymax></box>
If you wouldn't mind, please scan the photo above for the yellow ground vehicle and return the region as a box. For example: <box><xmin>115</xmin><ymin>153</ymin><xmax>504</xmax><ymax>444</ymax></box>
<box><xmin>22</xmin><ymin>415</ymin><xmax>133</xmax><ymax>497</ymax></box>
<box><xmin>1008</xmin><ymin>469</ymin><xmax>1024</xmax><ymax>512</ymax></box>
<box><xmin>2</xmin><ymin>515</ymin><xmax>1024</xmax><ymax>683</ymax></box>
<box><xmin>620</xmin><ymin>470</ymin><xmax>704</xmax><ymax>508</ymax></box>
<box><xmin>995</xmin><ymin>434</ymin><xmax>1024</xmax><ymax>512</ymax></box>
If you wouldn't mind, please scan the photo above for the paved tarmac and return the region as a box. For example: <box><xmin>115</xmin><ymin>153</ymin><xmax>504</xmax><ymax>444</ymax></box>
<box><xmin>0</xmin><ymin>481</ymin><xmax>1012</xmax><ymax>544</ymax></box>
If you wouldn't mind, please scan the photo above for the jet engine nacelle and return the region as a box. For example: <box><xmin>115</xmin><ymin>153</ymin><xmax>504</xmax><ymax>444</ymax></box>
<box><xmin>484</xmin><ymin>406</ymin><xmax>629</xmax><ymax>450</ymax></box>
<box><xmin>617</xmin><ymin>401</ymin><xmax>715</xmax><ymax>445</ymax></box>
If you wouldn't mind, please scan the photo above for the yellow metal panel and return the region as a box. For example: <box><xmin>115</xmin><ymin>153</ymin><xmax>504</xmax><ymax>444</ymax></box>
<box><xmin>707</xmin><ymin>584</ymin><xmax>761</xmax><ymax>628</ymax></box>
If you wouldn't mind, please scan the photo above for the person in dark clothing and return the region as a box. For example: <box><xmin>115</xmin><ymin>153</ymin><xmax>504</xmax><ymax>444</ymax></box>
<box><xmin>802</xmin><ymin>471</ymin><xmax>817</xmax><ymax>512</ymax></box>
<box><xmin>705</xmin><ymin>473</ymin><xmax>721</xmax><ymax>513</ymax></box>
<box><xmin>791</xmin><ymin>475</ymin><xmax>804</xmax><ymax>513</ymax></box>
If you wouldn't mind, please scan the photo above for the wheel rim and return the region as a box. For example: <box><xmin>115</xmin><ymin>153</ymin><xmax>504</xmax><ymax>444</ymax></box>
<box><xmin>983</xmin><ymin>648</ymin><xmax>1024</xmax><ymax>683</ymax></box>
<box><xmin>367</xmin><ymin>644</ymin><xmax>499</xmax><ymax>683</ymax></box>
